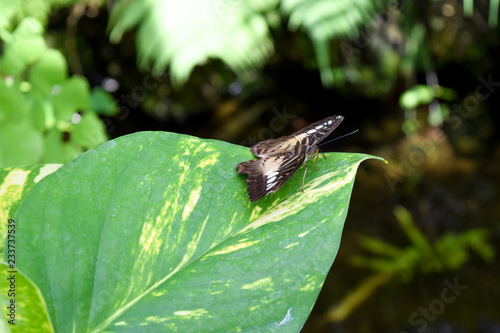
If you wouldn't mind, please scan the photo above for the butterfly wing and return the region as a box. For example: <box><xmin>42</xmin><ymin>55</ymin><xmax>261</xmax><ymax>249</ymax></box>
<box><xmin>239</xmin><ymin>115</ymin><xmax>344</xmax><ymax>201</ymax></box>
<box><xmin>291</xmin><ymin>115</ymin><xmax>345</xmax><ymax>149</ymax></box>
<box><xmin>251</xmin><ymin>115</ymin><xmax>344</xmax><ymax>157</ymax></box>
<box><xmin>237</xmin><ymin>153</ymin><xmax>305</xmax><ymax>201</ymax></box>
<box><xmin>249</xmin><ymin>134</ymin><xmax>299</xmax><ymax>158</ymax></box>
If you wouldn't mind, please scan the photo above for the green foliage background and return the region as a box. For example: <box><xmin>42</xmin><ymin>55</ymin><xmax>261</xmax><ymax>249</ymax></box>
<box><xmin>0</xmin><ymin>11</ymin><xmax>117</xmax><ymax>167</ymax></box>
<box><xmin>2</xmin><ymin>0</ymin><xmax>392</xmax><ymax>167</ymax></box>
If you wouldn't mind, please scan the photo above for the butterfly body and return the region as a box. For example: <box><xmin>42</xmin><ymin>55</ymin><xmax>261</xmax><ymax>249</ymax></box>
<box><xmin>237</xmin><ymin>115</ymin><xmax>344</xmax><ymax>201</ymax></box>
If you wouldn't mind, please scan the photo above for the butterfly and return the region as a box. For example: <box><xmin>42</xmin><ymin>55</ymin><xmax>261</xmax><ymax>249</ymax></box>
<box><xmin>237</xmin><ymin>115</ymin><xmax>344</xmax><ymax>202</ymax></box>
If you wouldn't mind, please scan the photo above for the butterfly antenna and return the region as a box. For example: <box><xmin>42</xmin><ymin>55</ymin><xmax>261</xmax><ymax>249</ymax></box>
<box><xmin>318</xmin><ymin>149</ymin><xmax>327</xmax><ymax>160</ymax></box>
<box><xmin>318</xmin><ymin>129</ymin><xmax>359</xmax><ymax>147</ymax></box>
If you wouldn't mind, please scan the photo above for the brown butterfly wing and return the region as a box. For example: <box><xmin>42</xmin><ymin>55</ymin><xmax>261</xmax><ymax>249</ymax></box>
<box><xmin>237</xmin><ymin>153</ymin><xmax>305</xmax><ymax>202</ymax></box>
<box><xmin>250</xmin><ymin>135</ymin><xmax>299</xmax><ymax>158</ymax></box>
<box><xmin>251</xmin><ymin>115</ymin><xmax>344</xmax><ymax>157</ymax></box>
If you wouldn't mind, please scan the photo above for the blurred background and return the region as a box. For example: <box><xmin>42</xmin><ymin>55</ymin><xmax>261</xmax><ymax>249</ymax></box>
<box><xmin>0</xmin><ymin>0</ymin><xmax>498</xmax><ymax>332</ymax></box>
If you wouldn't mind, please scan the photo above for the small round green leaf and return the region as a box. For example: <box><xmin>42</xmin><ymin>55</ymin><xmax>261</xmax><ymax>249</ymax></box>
<box><xmin>399</xmin><ymin>84</ymin><xmax>434</xmax><ymax>109</ymax></box>
<box><xmin>89</xmin><ymin>87</ymin><xmax>119</xmax><ymax>116</ymax></box>
<box><xmin>29</xmin><ymin>49</ymin><xmax>67</xmax><ymax>96</ymax></box>
<box><xmin>1</xmin><ymin>18</ymin><xmax>46</xmax><ymax>75</ymax></box>
<box><xmin>52</xmin><ymin>76</ymin><xmax>90</xmax><ymax>122</ymax></box>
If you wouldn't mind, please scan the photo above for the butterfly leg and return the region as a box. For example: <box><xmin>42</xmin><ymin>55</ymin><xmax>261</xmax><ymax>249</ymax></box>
<box><xmin>314</xmin><ymin>154</ymin><xmax>320</xmax><ymax>170</ymax></box>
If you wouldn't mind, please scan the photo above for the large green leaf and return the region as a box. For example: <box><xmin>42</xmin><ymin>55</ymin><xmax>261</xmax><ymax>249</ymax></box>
<box><xmin>9</xmin><ymin>132</ymin><xmax>381</xmax><ymax>332</ymax></box>
<box><xmin>0</xmin><ymin>165</ymin><xmax>59</xmax><ymax>331</ymax></box>
<box><xmin>0</xmin><ymin>262</ymin><xmax>51</xmax><ymax>332</ymax></box>
<box><xmin>0</xmin><ymin>164</ymin><xmax>61</xmax><ymax>254</ymax></box>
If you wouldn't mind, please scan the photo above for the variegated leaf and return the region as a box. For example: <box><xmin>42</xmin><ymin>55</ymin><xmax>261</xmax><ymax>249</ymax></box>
<box><xmin>5</xmin><ymin>132</ymin><xmax>382</xmax><ymax>332</ymax></box>
<box><xmin>0</xmin><ymin>164</ymin><xmax>61</xmax><ymax>253</ymax></box>
<box><xmin>0</xmin><ymin>262</ymin><xmax>51</xmax><ymax>331</ymax></box>
<box><xmin>0</xmin><ymin>165</ymin><xmax>60</xmax><ymax>331</ymax></box>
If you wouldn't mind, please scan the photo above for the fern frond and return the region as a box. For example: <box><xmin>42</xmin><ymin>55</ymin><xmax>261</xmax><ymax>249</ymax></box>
<box><xmin>282</xmin><ymin>0</ymin><xmax>382</xmax><ymax>39</ymax></box>
<box><xmin>281</xmin><ymin>0</ymin><xmax>384</xmax><ymax>86</ymax></box>
<box><xmin>109</xmin><ymin>0</ymin><xmax>274</xmax><ymax>87</ymax></box>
